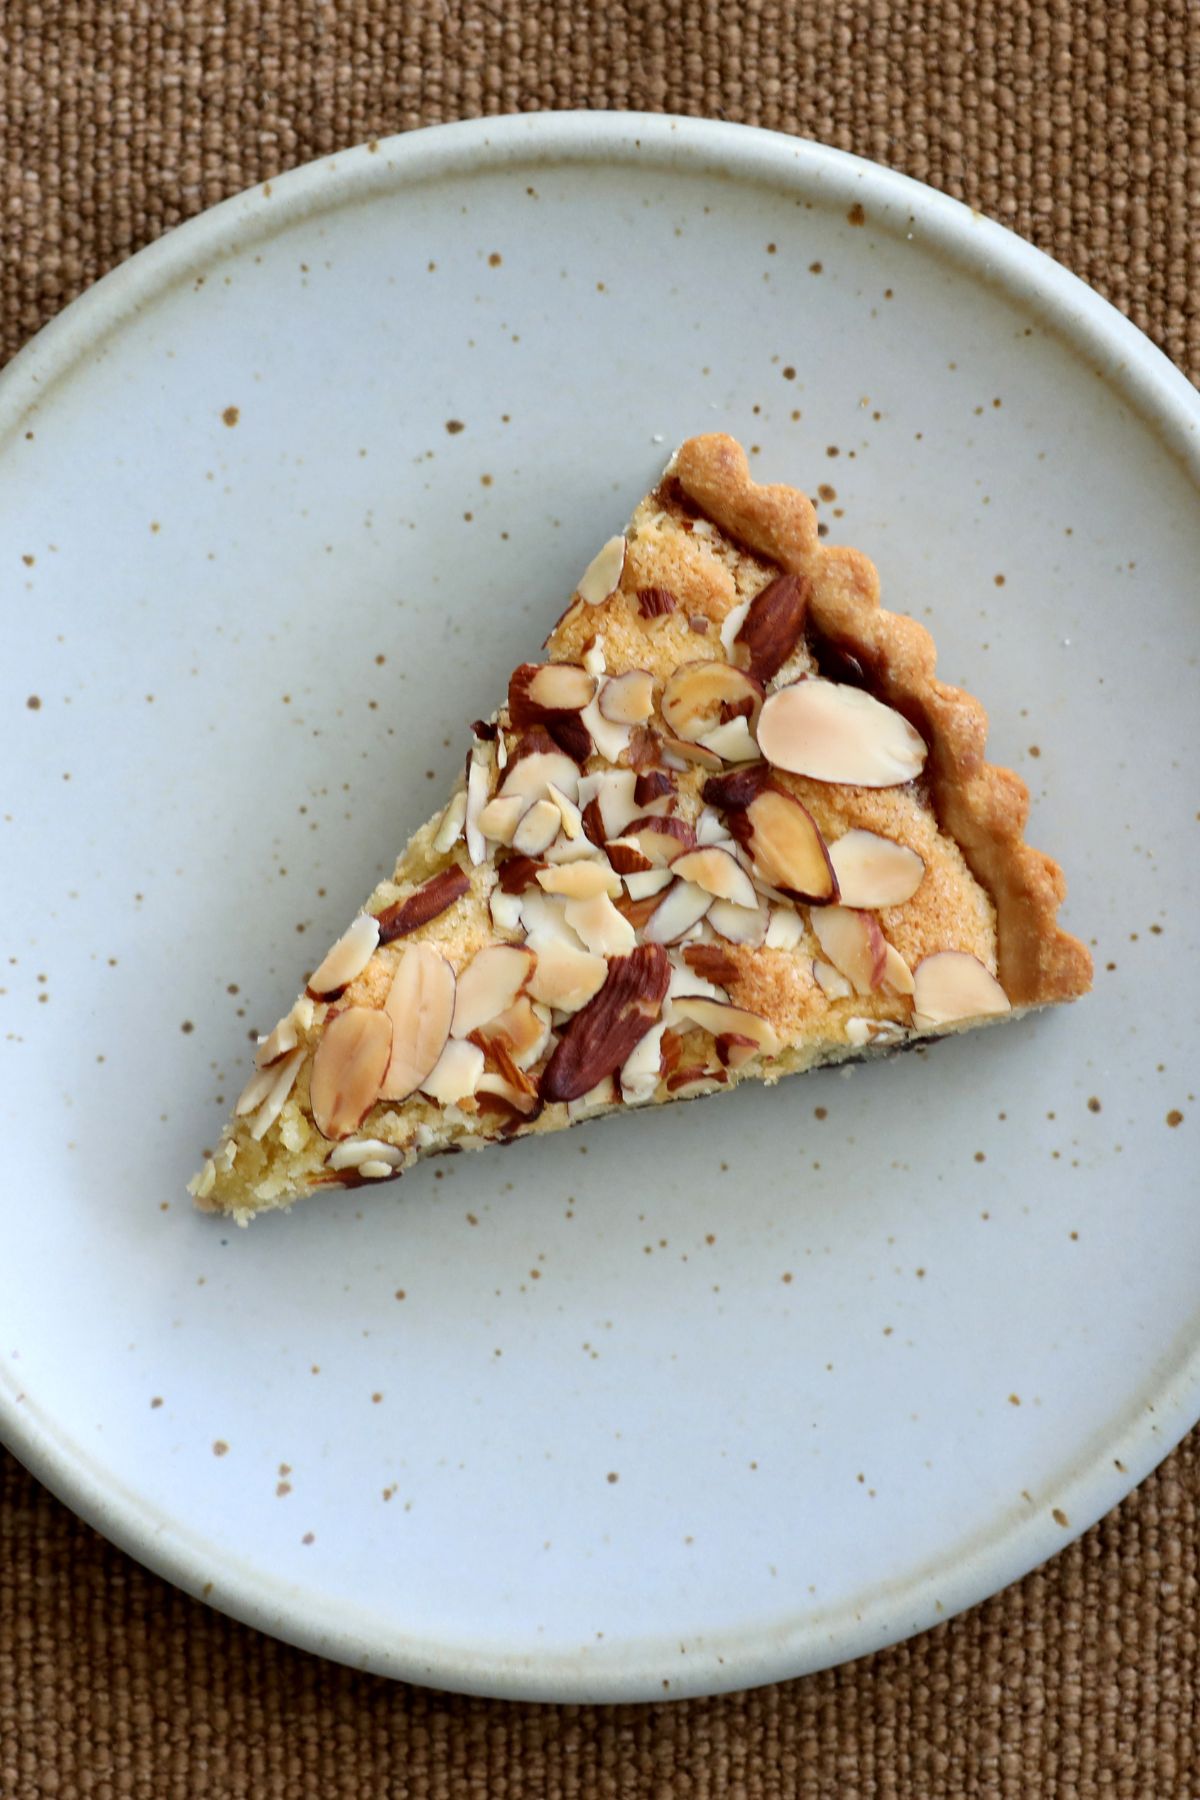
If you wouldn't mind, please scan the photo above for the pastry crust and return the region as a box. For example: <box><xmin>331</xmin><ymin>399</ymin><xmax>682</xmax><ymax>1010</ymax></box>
<box><xmin>670</xmin><ymin>435</ymin><xmax>1092</xmax><ymax>1005</ymax></box>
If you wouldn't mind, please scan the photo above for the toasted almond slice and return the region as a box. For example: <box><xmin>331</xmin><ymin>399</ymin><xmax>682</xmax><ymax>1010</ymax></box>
<box><xmin>511</xmin><ymin>797</ymin><xmax>562</xmax><ymax>856</ymax></box>
<box><xmin>715</xmin><ymin>1032</ymin><xmax>761</xmax><ymax>1070</ymax></box>
<box><xmin>477</xmin><ymin>995</ymin><xmax>554</xmax><ymax>1070</ymax></box>
<box><xmin>670</xmin><ymin>846</ymin><xmax>759</xmax><ymax>910</ymax></box>
<box><xmin>658</xmin><ymin>731</ymin><xmax>724</xmax><ymax>772</ymax></box>
<box><xmin>757</xmin><ymin>678</ymin><xmax>927</xmax><ymax>787</ymax></box>
<box><xmin>380</xmin><ymin>943</ymin><xmax>456</xmax><ymax>1101</ymax></box>
<box><xmin>247</xmin><ymin>1047</ymin><xmax>306</xmax><ymax>1141</ymax></box>
<box><xmin>499</xmin><ymin>747</ymin><xmax>581</xmax><ymax>809</ymax></box>
<box><xmin>694</xmin><ymin>806</ymin><xmax>731</xmax><ymax>846</ymax></box>
<box><xmin>619</xmin><ymin>1022</ymin><xmax>667</xmax><ymax>1105</ymax></box>
<box><xmin>642</xmin><ymin>880</ymin><xmax>713</xmax><ymax>944</ymax></box>
<box><xmin>375</xmin><ymin>868</ymin><xmax>471</xmax><ymax>945</ymax></box>
<box><xmin>672</xmin><ymin>996</ymin><xmax>780</xmax><ymax>1058</ymax></box>
<box><xmin>541</xmin><ymin>944</ymin><xmax>670</xmax><ymax>1102</ymax></box>
<box><xmin>564</xmin><ymin>890</ymin><xmax>637</xmax><ymax>956</ymax></box>
<box><xmin>665</xmin><ymin>1067</ymin><xmax>727</xmax><ymax>1097</ymax></box>
<box><xmin>433</xmin><ymin>788</ymin><xmax>468</xmax><ymax>854</ymax></box>
<box><xmin>606</xmin><ymin>836</ymin><xmax>654</xmax><ymax>875</ymax></box>
<box><xmin>845</xmin><ymin>1017</ymin><xmax>907</xmax><ymax>1048</ymax></box>
<box><xmin>719</xmin><ymin>598</ymin><xmax>751</xmax><ymax>657</ymax></box>
<box><xmin>697</xmin><ymin>717</ymin><xmax>760</xmax><ymax>763</ymax></box>
<box><xmin>567</xmin><ymin>1074</ymin><xmax>620</xmax><ymax>1120</ymax></box>
<box><xmin>730</xmin><ymin>573</ymin><xmax>809</xmax><ymax>683</ymax></box>
<box><xmin>625</xmin><ymin>815</ymin><xmax>696</xmax><ymax>866</ymax></box>
<box><xmin>661</xmin><ymin>660</ymin><xmax>764</xmax><ymax>743</ymax></box>
<box><xmin>307</xmin><ymin>913</ymin><xmax>382</xmax><ymax>998</ymax></box>
<box><xmin>465</xmin><ymin>747</ymin><xmax>492</xmax><ymax>864</ymax></box>
<box><xmin>310</xmin><ymin>1007</ymin><xmax>393</xmax><ymax>1140</ymax></box>
<box><xmin>912</xmin><ymin>951</ymin><xmax>1011</xmax><ymax>1027</ymax></box>
<box><xmin>518</xmin><ymin>888</ymin><xmax>587</xmax><ymax>949</ymax></box>
<box><xmin>813</xmin><ymin>957</ymin><xmax>853</xmax><ymax>999</ymax></box>
<box><xmin>577</xmin><ymin>534</ymin><xmax>626</xmax><ymax>605</ymax></box>
<box><xmin>328</xmin><ymin>1137</ymin><xmax>404</xmax><ymax>1172</ymax></box>
<box><xmin>707</xmin><ymin>897</ymin><xmax>768</xmax><ymax>946</ymax></box>
<box><xmin>451</xmin><ymin>944</ymin><xmax>537</xmax><ymax>1039</ymax></box>
<box><xmin>828</xmin><ymin>829</ymin><xmax>927</xmax><ymax>908</ymax></box>
<box><xmin>578</xmin><ymin>767</ymin><xmax>640</xmax><ymax>840</ymax></box>
<box><xmin>623</xmin><ymin>867</ymin><xmax>674</xmax><ymax>901</ymax></box>
<box><xmin>582</xmin><ymin>636</ymin><xmax>607</xmax><ymax>677</ymax></box>
<box><xmin>728</xmin><ymin>786</ymin><xmax>838</xmax><ymax>904</ymax></box>
<box><xmin>255</xmin><ymin>999</ymin><xmax>305</xmax><ymax>1069</ymax></box>
<box><xmin>478</xmin><ymin>794</ymin><xmax>527</xmax><ymax>845</ymax></box>
<box><xmin>490</xmin><ymin>886</ymin><xmax>524</xmax><ymax>933</ymax></box>
<box><xmin>476</xmin><ymin>1070</ymin><xmax>541</xmax><ymax>1116</ymax></box>
<box><xmin>235</xmin><ymin>1064</ymin><xmax>278</xmax><ymax>1117</ymax></box>
<box><xmin>881</xmin><ymin>941</ymin><xmax>916</xmax><ymax>997</ymax></box>
<box><xmin>525</xmin><ymin>939</ymin><xmax>608</xmax><ymax>1013</ymax></box>
<box><xmin>537</xmin><ymin>859</ymin><xmax>621</xmax><ymax>900</ymax></box>
<box><xmin>580</xmin><ymin>693</ymin><xmax>632</xmax><ymax>762</ymax></box>
<box><xmin>811</xmin><ymin>907</ymin><xmax>887</xmax><ymax>996</ymax></box>
<box><xmin>598</xmin><ymin>670</ymin><xmax>655</xmax><ymax>724</ymax></box>
<box><xmin>509</xmin><ymin>661</ymin><xmax>597</xmax><ymax>726</ymax></box>
<box><xmin>764</xmin><ymin>905</ymin><xmax>805</xmax><ymax>949</ymax></box>
<box><xmin>667</xmin><ymin>953</ymin><xmax>729</xmax><ymax>1001</ymax></box>
<box><xmin>421</xmin><ymin>1037</ymin><xmax>485</xmax><ymax>1105</ymax></box>
<box><xmin>546</xmin><ymin>781</ymin><xmax>584</xmax><ymax>841</ymax></box>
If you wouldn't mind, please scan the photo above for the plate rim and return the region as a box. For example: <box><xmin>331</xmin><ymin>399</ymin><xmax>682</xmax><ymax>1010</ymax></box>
<box><xmin>2</xmin><ymin>109</ymin><xmax>1198</xmax><ymax>1703</ymax></box>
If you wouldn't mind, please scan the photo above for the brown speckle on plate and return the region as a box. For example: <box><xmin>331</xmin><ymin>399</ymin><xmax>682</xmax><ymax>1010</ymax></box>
<box><xmin>1166</xmin><ymin>1110</ymin><xmax>1184</xmax><ymax>1127</ymax></box>
<box><xmin>1052</xmin><ymin>1508</ymin><xmax>1069</xmax><ymax>1527</ymax></box>
<box><xmin>445</xmin><ymin>419</ymin><xmax>465</xmax><ymax>434</ymax></box>
<box><xmin>212</xmin><ymin>1440</ymin><xmax>229</xmax><ymax>1457</ymax></box>
<box><xmin>221</xmin><ymin>406</ymin><xmax>239</xmax><ymax>427</ymax></box>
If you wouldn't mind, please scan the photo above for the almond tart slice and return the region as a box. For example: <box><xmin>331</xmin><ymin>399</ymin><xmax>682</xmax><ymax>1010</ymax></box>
<box><xmin>191</xmin><ymin>435</ymin><xmax>1090</xmax><ymax>1221</ymax></box>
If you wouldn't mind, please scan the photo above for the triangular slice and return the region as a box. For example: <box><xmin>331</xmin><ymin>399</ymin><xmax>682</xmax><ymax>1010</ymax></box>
<box><xmin>192</xmin><ymin>435</ymin><xmax>1091</xmax><ymax>1221</ymax></box>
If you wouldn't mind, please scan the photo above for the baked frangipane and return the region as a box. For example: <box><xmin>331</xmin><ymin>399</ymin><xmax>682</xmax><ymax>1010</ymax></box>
<box><xmin>191</xmin><ymin>435</ymin><xmax>1091</xmax><ymax>1222</ymax></box>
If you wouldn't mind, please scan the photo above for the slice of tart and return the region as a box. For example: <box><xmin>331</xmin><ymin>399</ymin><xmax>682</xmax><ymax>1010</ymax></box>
<box><xmin>191</xmin><ymin>434</ymin><xmax>1091</xmax><ymax>1222</ymax></box>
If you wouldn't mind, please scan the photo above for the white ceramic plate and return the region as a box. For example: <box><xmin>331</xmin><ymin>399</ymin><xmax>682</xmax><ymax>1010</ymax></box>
<box><xmin>2</xmin><ymin>114</ymin><xmax>1197</xmax><ymax>1703</ymax></box>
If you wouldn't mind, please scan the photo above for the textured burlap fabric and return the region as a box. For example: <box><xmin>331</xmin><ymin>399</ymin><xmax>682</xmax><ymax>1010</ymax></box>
<box><xmin>2</xmin><ymin>3</ymin><xmax>1197</xmax><ymax>1794</ymax></box>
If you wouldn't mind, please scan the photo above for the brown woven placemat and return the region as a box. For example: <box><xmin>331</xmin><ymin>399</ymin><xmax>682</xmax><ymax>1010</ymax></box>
<box><xmin>2</xmin><ymin>3</ymin><xmax>1197</xmax><ymax>1794</ymax></box>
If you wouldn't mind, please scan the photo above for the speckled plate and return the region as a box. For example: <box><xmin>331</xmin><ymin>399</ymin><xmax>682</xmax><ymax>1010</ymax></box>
<box><xmin>1</xmin><ymin>114</ymin><xmax>1197</xmax><ymax>1703</ymax></box>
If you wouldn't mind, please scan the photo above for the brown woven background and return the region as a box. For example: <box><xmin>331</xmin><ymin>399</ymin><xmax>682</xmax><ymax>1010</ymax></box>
<box><xmin>2</xmin><ymin>2</ymin><xmax>1198</xmax><ymax>1793</ymax></box>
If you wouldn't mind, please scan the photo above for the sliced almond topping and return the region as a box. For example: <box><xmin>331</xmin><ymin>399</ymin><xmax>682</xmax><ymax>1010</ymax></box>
<box><xmin>757</xmin><ymin>678</ymin><xmax>927</xmax><ymax>787</ymax></box>
<box><xmin>764</xmin><ymin>905</ymin><xmax>805</xmax><ymax>950</ymax></box>
<box><xmin>828</xmin><ymin>829</ymin><xmax>926</xmax><ymax>908</ymax></box>
<box><xmin>670</xmin><ymin>846</ymin><xmax>759</xmax><ymax>910</ymax></box>
<box><xmin>619</xmin><ymin>1023</ymin><xmax>667</xmax><ymax>1105</ymax></box>
<box><xmin>380</xmin><ymin>944</ymin><xmax>456</xmax><ymax>1102</ymax></box>
<box><xmin>490</xmin><ymin>887</ymin><xmax>524</xmax><ymax>933</ymax></box>
<box><xmin>563</xmin><ymin>891</ymin><xmax>637</xmax><ymax>956</ymax></box>
<box><xmin>508</xmin><ymin>661</ymin><xmax>596</xmax><ymax>727</ymax></box>
<box><xmin>912</xmin><ymin>951</ymin><xmax>1011</xmax><ymax>1028</ymax></box>
<box><xmin>246</xmin><ymin>1047</ymin><xmax>306</xmax><ymax>1141</ymax></box>
<box><xmin>328</xmin><ymin>1137</ymin><xmax>404</xmax><ymax>1173</ymax></box>
<box><xmin>536</xmin><ymin>859</ymin><xmax>621</xmax><ymax>900</ymax></box>
<box><xmin>730</xmin><ymin>573</ymin><xmax>809</xmax><ymax>683</ymax></box>
<box><xmin>518</xmin><ymin>888</ymin><xmax>587</xmax><ymax>949</ymax></box>
<box><xmin>671</xmin><ymin>995</ymin><xmax>780</xmax><ymax>1057</ymax></box>
<box><xmin>700</xmin><ymin>762</ymin><xmax>771</xmax><ymax>812</ymax></box>
<box><xmin>546</xmin><ymin>781</ymin><xmax>584</xmax><ymax>841</ymax></box>
<box><xmin>715</xmin><ymin>1032</ymin><xmax>761</xmax><ymax>1070</ymax></box>
<box><xmin>236</xmin><ymin>1065</ymin><xmax>277</xmax><ymax>1117</ymax></box>
<box><xmin>623</xmin><ymin>867</ymin><xmax>674</xmax><ymax>901</ymax></box>
<box><xmin>679</xmin><ymin>944</ymin><xmax>738</xmax><ymax>990</ymax></box>
<box><xmin>511</xmin><ymin>797</ymin><xmax>562</xmax><ymax>856</ymax></box>
<box><xmin>525</xmin><ymin>939</ymin><xmax>608</xmax><ymax>1013</ymax></box>
<box><xmin>432</xmin><ymin>788</ymin><xmax>468</xmax><ymax>854</ymax></box>
<box><xmin>478</xmin><ymin>794</ymin><xmax>527</xmax><ymax>845</ymax></box>
<box><xmin>465</xmin><ymin>747</ymin><xmax>492</xmax><ymax>864</ymax></box>
<box><xmin>576</xmin><ymin>534</ymin><xmax>626</xmax><ymax>606</ymax></box>
<box><xmin>719</xmin><ymin>598</ymin><xmax>751</xmax><ymax>658</ymax></box>
<box><xmin>661</xmin><ymin>659</ymin><xmax>763</xmax><ymax>744</ymax></box>
<box><xmin>255</xmin><ymin>998</ymin><xmax>307</xmax><ymax>1069</ymax></box>
<box><xmin>543</xmin><ymin>834</ymin><xmax>605</xmax><ymax>866</ymax></box>
<box><xmin>606</xmin><ymin>836</ymin><xmax>654</xmax><ymax>875</ymax></box>
<box><xmin>658</xmin><ymin>732</ymin><xmax>724</xmax><ymax>772</ymax></box>
<box><xmin>845</xmin><ymin>1017</ymin><xmax>907</xmax><ymax>1049</ymax></box>
<box><xmin>497</xmin><ymin>853</ymin><xmax>547</xmax><ymax>896</ymax></box>
<box><xmin>421</xmin><ymin>1037</ymin><xmax>485</xmax><ymax>1105</ymax></box>
<box><xmin>579</xmin><ymin>768</ymin><xmax>640</xmax><ymax>839</ymax></box>
<box><xmin>579</xmin><ymin>694</ymin><xmax>632</xmax><ymax>762</ymax></box>
<box><xmin>475</xmin><ymin>995</ymin><xmax>553</xmax><ymax>1070</ymax></box>
<box><xmin>637</xmin><ymin>584</ymin><xmax>677</xmax><ymax>619</ymax></box>
<box><xmin>881</xmin><ymin>941</ymin><xmax>916</xmax><ymax>997</ymax></box>
<box><xmin>706</xmin><ymin>897</ymin><xmax>768</xmax><ymax>946</ymax></box>
<box><xmin>624</xmin><ymin>814</ymin><xmax>696</xmax><ymax>866</ymax></box>
<box><xmin>375</xmin><ymin>867</ymin><xmax>471</xmax><ymax>945</ymax></box>
<box><xmin>665</xmin><ymin>1067</ymin><xmax>728</xmax><ymax>1096</ymax></box>
<box><xmin>634</xmin><ymin>768</ymin><xmax>676</xmax><ymax>810</ymax></box>
<box><xmin>499</xmin><ymin>746</ymin><xmax>581</xmax><ymax>809</ymax></box>
<box><xmin>642</xmin><ymin>880</ymin><xmax>713</xmax><ymax>945</ymax></box>
<box><xmin>476</xmin><ymin>1068</ymin><xmax>540</xmax><ymax>1116</ymax></box>
<box><xmin>566</xmin><ymin>1074</ymin><xmax>619</xmax><ymax>1120</ymax></box>
<box><xmin>813</xmin><ymin>957</ymin><xmax>853</xmax><ymax>999</ymax></box>
<box><xmin>582</xmin><ymin>636</ymin><xmax>607</xmax><ymax>678</ymax></box>
<box><xmin>307</xmin><ymin>913</ymin><xmax>382</xmax><ymax>998</ymax></box>
<box><xmin>310</xmin><ymin>1007</ymin><xmax>393</xmax><ymax>1141</ymax></box>
<box><xmin>811</xmin><ymin>907</ymin><xmax>887</xmax><ymax>996</ymax></box>
<box><xmin>598</xmin><ymin>670</ymin><xmax>655</xmax><ymax>724</ymax></box>
<box><xmin>697</xmin><ymin>716</ymin><xmax>760</xmax><ymax>763</ymax></box>
<box><xmin>451</xmin><ymin>944</ymin><xmax>537</xmax><ymax>1039</ymax></box>
<box><xmin>727</xmin><ymin>786</ymin><xmax>837</xmax><ymax>904</ymax></box>
<box><xmin>540</xmin><ymin>944</ymin><xmax>670</xmax><ymax>1102</ymax></box>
